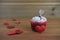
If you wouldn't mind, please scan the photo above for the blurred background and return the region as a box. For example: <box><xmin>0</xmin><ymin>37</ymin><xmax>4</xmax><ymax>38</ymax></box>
<box><xmin>0</xmin><ymin>0</ymin><xmax>60</xmax><ymax>40</ymax></box>
<box><xmin>0</xmin><ymin>0</ymin><xmax>60</xmax><ymax>18</ymax></box>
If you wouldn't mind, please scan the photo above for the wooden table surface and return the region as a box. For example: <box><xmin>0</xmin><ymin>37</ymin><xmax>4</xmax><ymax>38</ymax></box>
<box><xmin>0</xmin><ymin>18</ymin><xmax>60</xmax><ymax>40</ymax></box>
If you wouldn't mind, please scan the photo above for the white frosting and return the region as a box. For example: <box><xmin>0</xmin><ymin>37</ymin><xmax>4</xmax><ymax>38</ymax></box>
<box><xmin>31</xmin><ymin>16</ymin><xmax>47</xmax><ymax>22</ymax></box>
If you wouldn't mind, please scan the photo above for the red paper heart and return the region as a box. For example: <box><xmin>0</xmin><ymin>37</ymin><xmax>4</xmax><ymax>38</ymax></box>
<box><xmin>7</xmin><ymin>25</ymin><xmax>15</xmax><ymax>29</ymax></box>
<box><xmin>15</xmin><ymin>21</ymin><xmax>21</xmax><ymax>25</ymax></box>
<box><xmin>12</xmin><ymin>18</ymin><xmax>16</xmax><ymax>21</ymax></box>
<box><xmin>8</xmin><ymin>30</ymin><xmax>23</xmax><ymax>35</ymax></box>
<box><xmin>3</xmin><ymin>22</ymin><xmax>9</xmax><ymax>25</ymax></box>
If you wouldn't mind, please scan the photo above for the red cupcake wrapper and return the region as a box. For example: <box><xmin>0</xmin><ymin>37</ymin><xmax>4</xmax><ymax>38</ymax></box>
<box><xmin>30</xmin><ymin>20</ymin><xmax>47</xmax><ymax>32</ymax></box>
<box><xmin>35</xmin><ymin>25</ymin><xmax>46</xmax><ymax>33</ymax></box>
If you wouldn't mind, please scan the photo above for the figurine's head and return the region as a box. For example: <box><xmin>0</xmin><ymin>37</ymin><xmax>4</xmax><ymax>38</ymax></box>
<box><xmin>39</xmin><ymin>9</ymin><xmax>45</xmax><ymax>16</ymax></box>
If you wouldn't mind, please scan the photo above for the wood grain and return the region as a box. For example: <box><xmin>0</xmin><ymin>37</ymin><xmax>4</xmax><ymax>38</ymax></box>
<box><xmin>0</xmin><ymin>18</ymin><xmax>60</xmax><ymax>40</ymax></box>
